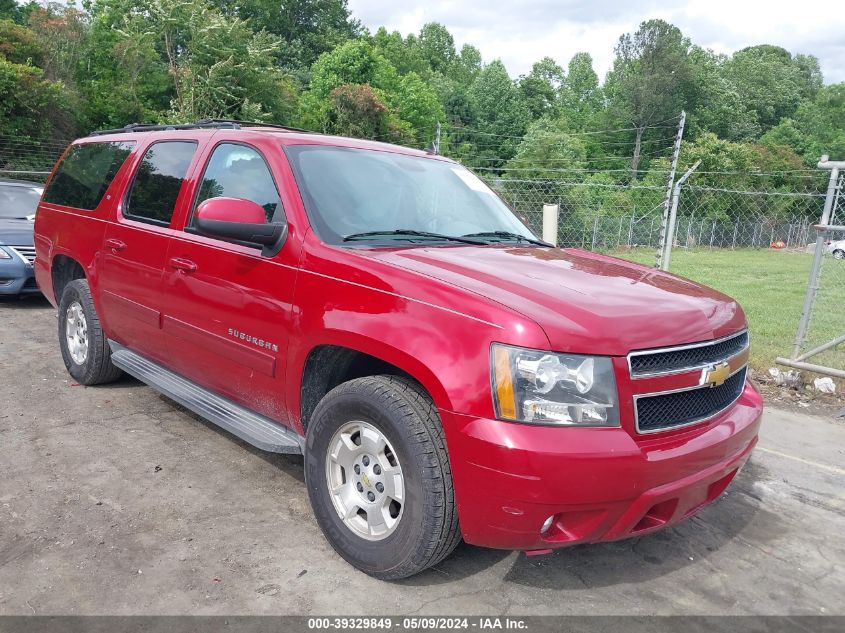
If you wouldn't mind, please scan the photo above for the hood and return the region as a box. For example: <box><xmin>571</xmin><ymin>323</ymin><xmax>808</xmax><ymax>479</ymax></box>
<box><xmin>0</xmin><ymin>218</ymin><xmax>35</xmax><ymax>246</ymax></box>
<box><xmin>358</xmin><ymin>246</ymin><xmax>745</xmax><ymax>356</ymax></box>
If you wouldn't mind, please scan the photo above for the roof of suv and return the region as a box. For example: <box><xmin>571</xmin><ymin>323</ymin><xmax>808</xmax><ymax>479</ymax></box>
<box><xmin>81</xmin><ymin>119</ymin><xmax>438</xmax><ymax>160</ymax></box>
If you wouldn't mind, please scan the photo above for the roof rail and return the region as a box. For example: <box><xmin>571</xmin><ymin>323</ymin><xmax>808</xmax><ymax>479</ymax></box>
<box><xmin>90</xmin><ymin>118</ymin><xmax>316</xmax><ymax>137</ymax></box>
<box><xmin>195</xmin><ymin>119</ymin><xmax>316</xmax><ymax>134</ymax></box>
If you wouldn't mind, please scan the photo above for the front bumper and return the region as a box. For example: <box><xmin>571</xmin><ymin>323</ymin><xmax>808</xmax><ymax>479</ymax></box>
<box><xmin>0</xmin><ymin>252</ymin><xmax>39</xmax><ymax>295</ymax></box>
<box><xmin>444</xmin><ymin>381</ymin><xmax>763</xmax><ymax>551</ymax></box>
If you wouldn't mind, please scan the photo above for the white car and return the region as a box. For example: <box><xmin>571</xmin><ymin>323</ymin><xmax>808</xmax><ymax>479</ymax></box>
<box><xmin>827</xmin><ymin>239</ymin><xmax>845</xmax><ymax>259</ymax></box>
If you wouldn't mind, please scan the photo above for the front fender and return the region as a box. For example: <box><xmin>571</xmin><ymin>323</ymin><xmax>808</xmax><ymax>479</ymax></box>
<box><xmin>286</xmin><ymin>244</ymin><xmax>549</xmax><ymax>430</ymax></box>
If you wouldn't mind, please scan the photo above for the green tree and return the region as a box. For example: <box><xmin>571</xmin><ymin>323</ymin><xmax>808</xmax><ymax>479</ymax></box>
<box><xmin>685</xmin><ymin>47</ymin><xmax>758</xmax><ymax>141</ymax></box>
<box><xmin>518</xmin><ymin>57</ymin><xmax>564</xmax><ymax>120</ymax></box>
<box><xmin>299</xmin><ymin>38</ymin><xmax>397</xmax><ymax>129</ymax></box>
<box><xmin>166</xmin><ymin>8</ymin><xmax>297</xmax><ymax>122</ymax></box>
<box><xmin>724</xmin><ymin>45</ymin><xmax>818</xmax><ymax>131</ymax></box>
<box><xmin>505</xmin><ymin>116</ymin><xmax>587</xmax><ymax>179</ymax></box>
<box><xmin>26</xmin><ymin>6</ymin><xmax>88</xmax><ymax>83</ymax></box>
<box><xmin>0</xmin><ymin>0</ymin><xmax>24</xmax><ymax>23</ymax></box>
<box><xmin>392</xmin><ymin>71</ymin><xmax>444</xmax><ymax>145</ymax></box>
<box><xmin>0</xmin><ymin>57</ymin><xmax>71</xmax><ymax>139</ymax></box>
<box><xmin>763</xmin><ymin>83</ymin><xmax>845</xmax><ymax>161</ymax></box>
<box><xmin>215</xmin><ymin>0</ymin><xmax>361</xmax><ymax>69</ymax></box>
<box><xmin>323</xmin><ymin>83</ymin><xmax>407</xmax><ymax>141</ymax></box>
<box><xmin>83</xmin><ymin>0</ymin><xmax>296</xmax><ymax>128</ymax></box>
<box><xmin>415</xmin><ymin>22</ymin><xmax>455</xmax><ymax>74</ymax></box>
<box><xmin>301</xmin><ymin>39</ymin><xmax>439</xmax><ymax>144</ymax></box>
<box><xmin>467</xmin><ymin>60</ymin><xmax>529</xmax><ymax>167</ymax></box>
<box><xmin>450</xmin><ymin>43</ymin><xmax>481</xmax><ymax>86</ymax></box>
<box><xmin>559</xmin><ymin>52</ymin><xmax>602</xmax><ymax>130</ymax></box>
<box><xmin>0</xmin><ymin>18</ymin><xmax>44</xmax><ymax>65</ymax></box>
<box><xmin>371</xmin><ymin>27</ymin><xmax>427</xmax><ymax>76</ymax></box>
<box><xmin>605</xmin><ymin>20</ymin><xmax>692</xmax><ymax>177</ymax></box>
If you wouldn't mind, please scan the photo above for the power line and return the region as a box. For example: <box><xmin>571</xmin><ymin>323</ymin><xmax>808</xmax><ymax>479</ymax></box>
<box><xmin>443</xmin><ymin>122</ymin><xmax>679</xmax><ymax>141</ymax></box>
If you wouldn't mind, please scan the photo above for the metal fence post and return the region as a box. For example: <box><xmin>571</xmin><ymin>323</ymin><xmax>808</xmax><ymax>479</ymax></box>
<box><xmin>788</xmin><ymin>157</ymin><xmax>842</xmax><ymax>359</ymax></box>
<box><xmin>661</xmin><ymin>161</ymin><xmax>700</xmax><ymax>271</ymax></box>
<box><xmin>655</xmin><ymin>112</ymin><xmax>686</xmax><ymax>268</ymax></box>
<box><xmin>542</xmin><ymin>204</ymin><xmax>559</xmax><ymax>246</ymax></box>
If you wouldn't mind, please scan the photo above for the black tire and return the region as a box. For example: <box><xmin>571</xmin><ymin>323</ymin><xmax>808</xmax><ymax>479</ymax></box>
<box><xmin>833</xmin><ymin>249</ymin><xmax>844</xmax><ymax>260</ymax></box>
<box><xmin>305</xmin><ymin>375</ymin><xmax>461</xmax><ymax>580</ymax></box>
<box><xmin>58</xmin><ymin>278</ymin><xmax>123</xmax><ymax>385</ymax></box>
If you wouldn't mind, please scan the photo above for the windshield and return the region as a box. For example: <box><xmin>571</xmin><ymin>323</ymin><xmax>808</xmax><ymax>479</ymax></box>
<box><xmin>0</xmin><ymin>183</ymin><xmax>42</xmax><ymax>219</ymax></box>
<box><xmin>285</xmin><ymin>145</ymin><xmax>536</xmax><ymax>245</ymax></box>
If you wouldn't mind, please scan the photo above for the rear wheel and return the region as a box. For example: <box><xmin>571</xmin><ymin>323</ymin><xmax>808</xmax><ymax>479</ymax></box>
<box><xmin>833</xmin><ymin>249</ymin><xmax>844</xmax><ymax>260</ymax></box>
<box><xmin>58</xmin><ymin>279</ymin><xmax>123</xmax><ymax>385</ymax></box>
<box><xmin>305</xmin><ymin>375</ymin><xmax>460</xmax><ymax>579</ymax></box>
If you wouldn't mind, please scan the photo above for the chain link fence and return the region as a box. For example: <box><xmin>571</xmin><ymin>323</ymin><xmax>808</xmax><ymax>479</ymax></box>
<box><xmin>485</xmin><ymin>175</ymin><xmax>829</xmax><ymax>255</ymax></box>
<box><xmin>672</xmin><ymin>185</ymin><xmax>824</xmax><ymax>251</ymax></box>
<box><xmin>0</xmin><ymin>135</ymin><xmax>68</xmax><ymax>183</ymax></box>
<box><xmin>485</xmin><ymin>177</ymin><xmax>668</xmax><ymax>250</ymax></box>
<box><xmin>777</xmin><ymin>171</ymin><xmax>845</xmax><ymax>377</ymax></box>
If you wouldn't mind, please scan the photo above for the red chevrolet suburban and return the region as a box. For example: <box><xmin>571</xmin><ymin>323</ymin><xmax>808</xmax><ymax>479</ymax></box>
<box><xmin>34</xmin><ymin>120</ymin><xmax>763</xmax><ymax>579</ymax></box>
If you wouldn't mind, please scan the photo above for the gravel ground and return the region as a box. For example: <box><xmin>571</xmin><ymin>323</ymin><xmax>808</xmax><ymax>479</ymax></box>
<box><xmin>1</xmin><ymin>295</ymin><xmax>843</xmax><ymax>616</ymax></box>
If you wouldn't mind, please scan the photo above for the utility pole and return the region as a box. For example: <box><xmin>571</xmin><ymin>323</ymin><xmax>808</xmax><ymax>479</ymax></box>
<box><xmin>434</xmin><ymin>122</ymin><xmax>441</xmax><ymax>155</ymax></box>
<box><xmin>655</xmin><ymin>111</ymin><xmax>686</xmax><ymax>269</ymax></box>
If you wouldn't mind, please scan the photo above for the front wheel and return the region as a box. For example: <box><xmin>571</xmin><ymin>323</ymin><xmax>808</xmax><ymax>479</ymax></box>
<box><xmin>305</xmin><ymin>375</ymin><xmax>460</xmax><ymax>580</ymax></box>
<box><xmin>833</xmin><ymin>249</ymin><xmax>844</xmax><ymax>260</ymax></box>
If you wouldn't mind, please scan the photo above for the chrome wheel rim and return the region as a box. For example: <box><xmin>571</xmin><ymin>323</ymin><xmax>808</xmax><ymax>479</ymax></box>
<box><xmin>834</xmin><ymin>250</ymin><xmax>844</xmax><ymax>260</ymax></box>
<box><xmin>65</xmin><ymin>301</ymin><xmax>89</xmax><ymax>365</ymax></box>
<box><xmin>325</xmin><ymin>420</ymin><xmax>404</xmax><ymax>541</ymax></box>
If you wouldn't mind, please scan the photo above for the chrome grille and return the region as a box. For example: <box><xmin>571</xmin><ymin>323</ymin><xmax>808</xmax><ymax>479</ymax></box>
<box><xmin>9</xmin><ymin>246</ymin><xmax>36</xmax><ymax>265</ymax></box>
<box><xmin>634</xmin><ymin>367</ymin><xmax>747</xmax><ymax>434</ymax></box>
<box><xmin>628</xmin><ymin>330</ymin><xmax>748</xmax><ymax>378</ymax></box>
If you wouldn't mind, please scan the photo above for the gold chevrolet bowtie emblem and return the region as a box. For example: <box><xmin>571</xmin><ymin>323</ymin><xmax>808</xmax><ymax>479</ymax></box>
<box><xmin>701</xmin><ymin>362</ymin><xmax>731</xmax><ymax>387</ymax></box>
<box><xmin>362</xmin><ymin>472</ymin><xmax>371</xmax><ymax>488</ymax></box>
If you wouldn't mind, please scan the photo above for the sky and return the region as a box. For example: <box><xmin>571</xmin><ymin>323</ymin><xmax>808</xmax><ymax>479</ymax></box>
<box><xmin>348</xmin><ymin>0</ymin><xmax>845</xmax><ymax>84</ymax></box>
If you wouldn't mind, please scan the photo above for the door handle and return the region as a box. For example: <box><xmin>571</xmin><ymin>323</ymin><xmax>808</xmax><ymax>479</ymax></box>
<box><xmin>169</xmin><ymin>257</ymin><xmax>197</xmax><ymax>273</ymax></box>
<box><xmin>105</xmin><ymin>238</ymin><xmax>126</xmax><ymax>252</ymax></box>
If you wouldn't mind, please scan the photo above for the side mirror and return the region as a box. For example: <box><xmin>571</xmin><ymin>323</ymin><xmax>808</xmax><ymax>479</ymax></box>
<box><xmin>194</xmin><ymin>197</ymin><xmax>287</xmax><ymax>252</ymax></box>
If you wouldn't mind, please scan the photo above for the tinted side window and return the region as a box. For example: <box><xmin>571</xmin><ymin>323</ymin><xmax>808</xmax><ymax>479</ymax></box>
<box><xmin>42</xmin><ymin>142</ymin><xmax>135</xmax><ymax>210</ymax></box>
<box><xmin>124</xmin><ymin>141</ymin><xmax>197</xmax><ymax>226</ymax></box>
<box><xmin>193</xmin><ymin>143</ymin><xmax>280</xmax><ymax>224</ymax></box>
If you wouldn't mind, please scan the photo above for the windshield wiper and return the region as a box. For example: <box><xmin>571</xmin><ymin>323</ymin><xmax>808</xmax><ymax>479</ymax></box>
<box><xmin>342</xmin><ymin>229</ymin><xmax>487</xmax><ymax>245</ymax></box>
<box><xmin>461</xmin><ymin>231</ymin><xmax>553</xmax><ymax>247</ymax></box>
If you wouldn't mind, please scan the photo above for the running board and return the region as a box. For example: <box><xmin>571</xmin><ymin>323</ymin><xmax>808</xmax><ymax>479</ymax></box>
<box><xmin>109</xmin><ymin>342</ymin><xmax>303</xmax><ymax>454</ymax></box>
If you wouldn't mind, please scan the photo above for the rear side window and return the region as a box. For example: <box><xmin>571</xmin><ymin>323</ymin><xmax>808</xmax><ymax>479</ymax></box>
<box><xmin>42</xmin><ymin>142</ymin><xmax>135</xmax><ymax>210</ymax></box>
<box><xmin>124</xmin><ymin>141</ymin><xmax>197</xmax><ymax>226</ymax></box>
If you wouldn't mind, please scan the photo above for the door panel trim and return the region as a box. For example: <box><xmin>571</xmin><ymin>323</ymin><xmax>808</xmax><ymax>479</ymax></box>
<box><xmin>162</xmin><ymin>315</ymin><xmax>276</xmax><ymax>377</ymax></box>
<box><xmin>101</xmin><ymin>289</ymin><xmax>162</xmax><ymax>328</ymax></box>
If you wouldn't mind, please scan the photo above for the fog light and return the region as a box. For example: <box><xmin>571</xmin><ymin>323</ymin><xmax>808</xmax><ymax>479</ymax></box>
<box><xmin>540</xmin><ymin>515</ymin><xmax>555</xmax><ymax>534</ymax></box>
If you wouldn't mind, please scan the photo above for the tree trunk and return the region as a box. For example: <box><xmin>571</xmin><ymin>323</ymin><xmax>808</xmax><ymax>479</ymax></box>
<box><xmin>631</xmin><ymin>126</ymin><xmax>644</xmax><ymax>181</ymax></box>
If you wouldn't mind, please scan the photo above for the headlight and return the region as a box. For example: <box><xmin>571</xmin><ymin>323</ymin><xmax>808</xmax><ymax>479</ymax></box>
<box><xmin>0</xmin><ymin>248</ymin><xmax>11</xmax><ymax>260</ymax></box>
<box><xmin>491</xmin><ymin>344</ymin><xmax>619</xmax><ymax>426</ymax></box>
